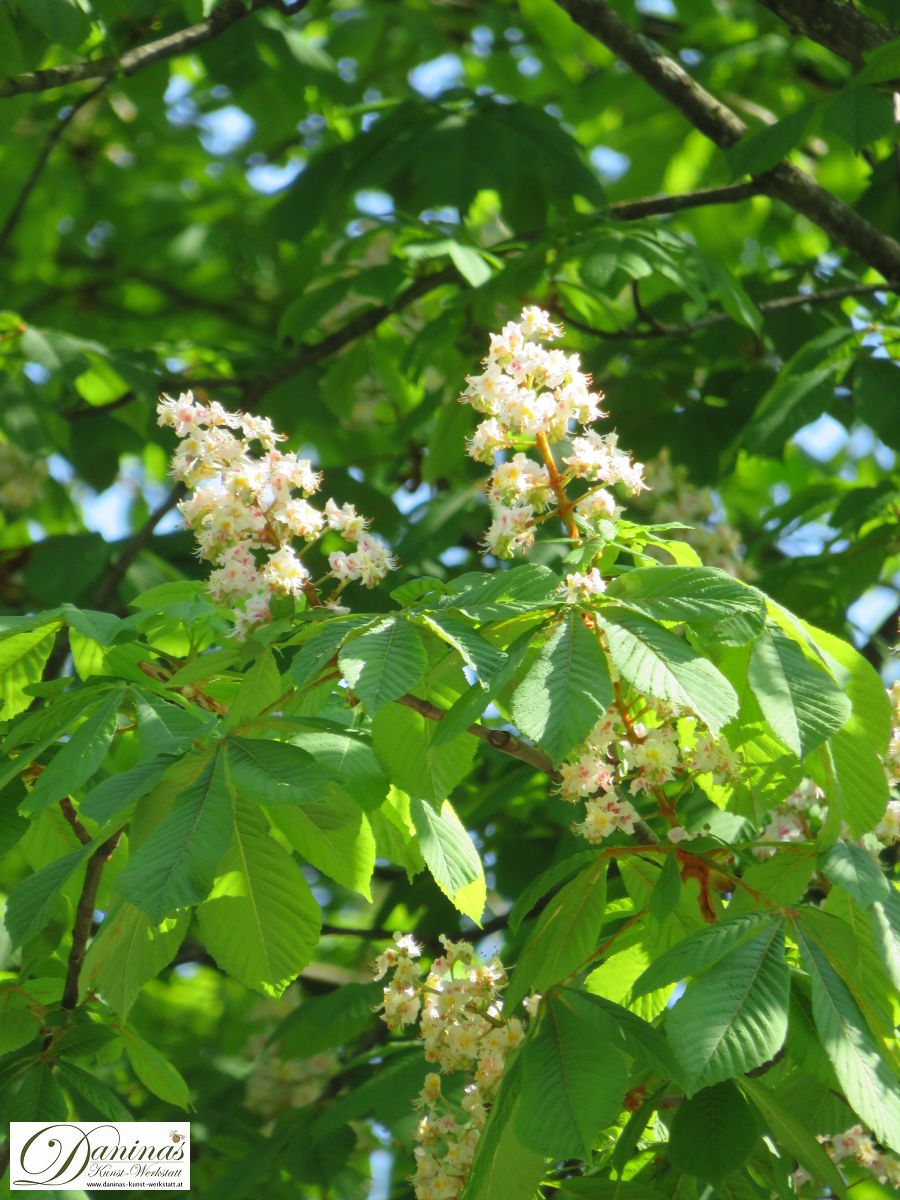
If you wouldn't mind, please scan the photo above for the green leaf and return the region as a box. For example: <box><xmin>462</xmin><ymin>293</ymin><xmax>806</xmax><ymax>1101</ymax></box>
<box><xmin>706</xmin><ymin>259</ymin><xmax>763</xmax><ymax>335</ymax></box>
<box><xmin>737</xmin><ymin>1076</ymin><xmax>846</xmax><ymax>1199</ymax></box>
<box><xmin>821</xmin><ymin>725</ymin><xmax>891</xmax><ymax>838</ymax></box>
<box><xmin>794</xmin><ymin>920</ymin><xmax>900</xmax><ymax>1151</ymax></box>
<box><xmin>511</xmin><ymin>610</ymin><xmax>613</xmax><ymax>764</ymax></box>
<box><xmin>19</xmin><ymin>0</ymin><xmax>90</xmax><ymax>45</ymax></box>
<box><xmin>267</xmin><ymin>784</ymin><xmax>376</xmax><ymax>898</ymax></box>
<box><xmin>666</xmin><ymin>920</ymin><xmax>790</xmax><ymax>1092</ymax></box>
<box><xmin>823</xmin><ymin>85</ymin><xmax>894</xmax><ymax>152</ymax></box>
<box><xmin>508</xmin><ymin>849</ymin><xmax>600</xmax><ymax>936</ymax></box>
<box><xmin>506</xmin><ymin>857</ymin><xmax>608</xmax><ymax>1012</ymax></box>
<box><xmin>57</xmin><ymin>1060</ymin><xmax>131</xmax><ymax>1121</ymax></box>
<box><xmin>668</xmin><ymin>1082</ymin><xmax>759</xmax><ymax>1181</ymax></box>
<box><xmin>4</xmin><ymin>844</ymin><xmax>93</xmax><ymax>947</ymax></box>
<box><xmin>0</xmin><ymin>621</ymin><xmax>61</xmax><ymax>719</ymax></box>
<box><xmin>288</xmin><ymin>730</ymin><xmax>388</xmax><ymax>811</ymax></box>
<box><xmin>727</xmin><ymin>107</ymin><xmax>814</xmax><ymax>177</ymax></box>
<box><xmin>516</xmin><ymin>988</ymin><xmax>630</xmax><ymax>1159</ymax></box>
<box><xmin>819</xmin><ymin>841</ymin><xmax>889</xmax><ymax>909</ymax></box>
<box><xmin>221</xmin><ymin>648</ymin><xmax>284</xmax><ymax>731</ymax></box>
<box><xmin>799</xmin><ymin>618</ymin><xmax>892</xmax><ymax>753</ymax></box>
<box><xmin>339</xmin><ymin>617</ymin><xmax>427</xmax><ymax>712</ymax></box>
<box><xmin>418</xmin><ymin>613</ymin><xmax>507</xmax><ymax>683</ymax></box>
<box><xmin>116</xmin><ymin>751</ymin><xmax>233</xmax><ymax>922</ymax></box>
<box><xmin>606</xmin><ymin>567</ymin><xmax>764</xmax><ymax>634</ymax></box>
<box><xmin>0</xmin><ymin>982</ymin><xmax>43</xmax><ymax>1053</ymax></box>
<box><xmin>274</xmin><ymin>982</ymin><xmax>384</xmax><ymax>1057</ymax></box>
<box><xmin>449</xmin><ymin>242</ymin><xmax>492</xmax><ymax>286</ymax></box>
<box><xmin>579</xmin><ymin>990</ymin><xmax>687</xmax><ymax>1084</ymax></box>
<box><xmin>197</xmin><ymin>802</ymin><xmax>321</xmax><ymax>996</ymax></box>
<box><xmin>288</xmin><ymin>620</ymin><xmax>363</xmax><ymax>688</ymax></box>
<box><xmin>226</xmin><ymin>736</ymin><xmax>337</xmax><ymax>805</ymax></box>
<box><xmin>859</xmin><ymin>36</ymin><xmax>900</xmax><ymax>83</ymax></box>
<box><xmin>79</xmin><ymin>903</ymin><xmax>189</xmax><ymax>1017</ymax></box>
<box><xmin>748</xmin><ymin>628</ymin><xmax>851</xmax><ymax>759</ymax></box>
<box><xmin>24</xmin><ymin>687</ymin><xmax>125</xmax><ymax>814</ymax></box>
<box><xmin>431</xmin><ymin>628</ymin><xmax>534</xmax><ymax>747</ymax></box>
<box><xmin>460</xmin><ymin>1050</ymin><xmax>546</xmax><ymax>1200</ymax></box>
<box><xmin>648</xmin><ymin>851</ymin><xmax>682</xmax><ymax>922</ymax></box>
<box><xmin>632</xmin><ymin>913</ymin><xmax>770</xmax><ymax>996</ymax></box>
<box><xmin>599</xmin><ymin>609</ymin><xmax>738</xmax><ymax>734</ymax></box>
<box><xmin>123</xmin><ymin>1028</ymin><xmax>191</xmax><ymax>1109</ymax></box>
<box><xmin>409</xmin><ymin>796</ymin><xmax>485</xmax><ymax>923</ymax></box>
<box><xmin>727</xmin><ymin>851</ymin><xmax>816</xmax><ymax>916</ymax></box>
<box><xmin>372</xmin><ymin>684</ymin><xmax>477</xmax><ymax>803</ymax></box>
<box><xmin>442</xmin><ymin>564</ymin><xmax>559</xmax><ymax>621</ymax></box>
<box><xmin>871</xmin><ymin>890</ymin><xmax>900</xmax><ymax>990</ymax></box>
<box><xmin>80</xmin><ymin>750</ymin><xmax>183</xmax><ymax>824</ymax></box>
<box><xmin>8</xmin><ymin>1061</ymin><xmax>69</xmax><ymax>1122</ymax></box>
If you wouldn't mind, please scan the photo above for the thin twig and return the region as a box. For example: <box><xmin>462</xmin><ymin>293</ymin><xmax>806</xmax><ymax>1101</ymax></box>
<box><xmin>396</xmin><ymin>692</ymin><xmax>557</xmax><ymax>775</ymax></box>
<box><xmin>554</xmin><ymin>281</ymin><xmax>895</xmax><ymax>342</ymax></box>
<box><xmin>609</xmin><ymin>179</ymin><xmax>762</xmax><ymax>220</ymax></box>
<box><xmin>61</xmin><ymin>830</ymin><xmax>124</xmax><ymax>1010</ymax></box>
<box><xmin>0</xmin><ymin>80</ymin><xmax>108</xmax><ymax>256</ymax></box>
<box><xmin>0</xmin><ymin>0</ymin><xmax>280</xmax><ymax>100</ymax></box>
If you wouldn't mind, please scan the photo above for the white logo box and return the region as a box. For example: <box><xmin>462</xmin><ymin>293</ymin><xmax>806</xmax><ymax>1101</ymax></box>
<box><xmin>9</xmin><ymin>1122</ymin><xmax>190</xmax><ymax>1190</ymax></box>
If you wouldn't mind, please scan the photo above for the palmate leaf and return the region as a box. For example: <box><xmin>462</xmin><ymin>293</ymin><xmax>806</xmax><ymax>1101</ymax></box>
<box><xmin>510</xmin><ymin>610</ymin><xmax>613</xmax><ymax>765</ymax></box>
<box><xmin>268</xmin><ymin>784</ymin><xmax>376</xmax><ymax>899</ymax></box>
<box><xmin>507</xmin><ymin>848</ymin><xmax>600</xmax><ymax>935</ymax></box>
<box><xmin>816</xmin><ymin>726</ymin><xmax>890</xmax><ymax>839</ymax></box>
<box><xmin>226</xmin><ymin>736</ymin><xmax>338</xmax><ymax>804</ymax></box>
<box><xmin>668</xmin><ymin>1082</ymin><xmax>759</xmax><ymax>1182</ymax></box>
<box><xmin>339</xmin><ymin>616</ymin><xmax>427</xmax><ymax>712</ymax></box>
<box><xmin>197</xmin><ymin>803</ymin><xmax>321</xmax><ymax>997</ymax></box>
<box><xmin>116</xmin><ymin>750</ymin><xmax>233</xmax><ymax>923</ymax></box>
<box><xmin>737</xmin><ymin>1076</ymin><xmax>846</xmax><ymax>1199</ymax></box>
<box><xmin>22</xmin><ymin>685</ymin><xmax>126</xmax><ymax>814</ymax></box>
<box><xmin>516</xmin><ymin>988</ymin><xmax>630</xmax><ymax>1160</ymax></box>
<box><xmin>409</xmin><ymin>796</ymin><xmax>485</xmax><ymax>923</ymax></box>
<box><xmin>505</xmin><ymin>856</ymin><xmax>608</xmax><ymax>1012</ymax></box>
<box><xmin>818</xmin><ymin>841</ymin><xmax>890</xmax><ymax>909</ymax></box>
<box><xmin>794</xmin><ymin>920</ymin><xmax>900</xmax><ymax>1151</ymax></box>
<box><xmin>0</xmin><ymin>619</ymin><xmax>62</xmax><ymax>719</ymax></box>
<box><xmin>79</xmin><ymin>902</ymin><xmax>190</xmax><ymax>1016</ymax></box>
<box><xmin>4</xmin><ymin>843</ymin><xmax>93</xmax><ymax>946</ymax></box>
<box><xmin>606</xmin><ymin>566</ymin><xmax>764</xmax><ymax>637</ymax></box>
<box><xmin>632</xmin><ymin>913</ymin><xmax>770</xmax><ymax>996</ymax></box>
<box><xmin>665</xmin><ymin>919</ymin><xmax>790</xmax><ymax>1092</ymax></box>
<box><xmin>598</xmin><ymin>609</ymin><xmax>737</xmax><ymax>734</ymax></box>
<box><xmin>747</xmin><ymin>627</ymin><xmax>851</xmax><ymax>760</ymax></box>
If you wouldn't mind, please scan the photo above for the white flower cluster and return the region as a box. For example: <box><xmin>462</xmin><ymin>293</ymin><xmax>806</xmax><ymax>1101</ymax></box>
<box><xmin>792</xmin><ymin>1124</ymin><xmax>900</xmax><ymax>1190</ymax></box>
<box><xmin>374</xmin><ymin>933</ymin><xmax>533</xmax><ymax>1200</ymax></box>
<box><xmin>637</xmin><ymin>449</ymin><xmax>750</xmax><ymax>578</ymax></box>
<box><xmin>558</xmin><ymin>707</ymin><xmax>741</xmax><ymax>845</ymax></box>
<box><xmin>243</xmin><ymin>1046</ymin><xmax>339</xmax><ymax>1123</ymax></box>
<box><xmin>158</xmin><ymin>392</ymin><xmax>396</xmax><ymax>635</ymax></box>
<box><xmin>460</xmin><ymin>307</ymin><xmax>645</xmax><ymax>559</ymax></box>
<box><xmin>0</xmin><ymin>442</ymin><xmax>46</xmax><ymax>512</ymax></box>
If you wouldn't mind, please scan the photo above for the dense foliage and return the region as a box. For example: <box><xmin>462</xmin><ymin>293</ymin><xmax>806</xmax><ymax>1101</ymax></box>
<box><xmin>0</xmin><ymin>1</ymin><xmax>898</xmax><ymax>1198</ymax></box>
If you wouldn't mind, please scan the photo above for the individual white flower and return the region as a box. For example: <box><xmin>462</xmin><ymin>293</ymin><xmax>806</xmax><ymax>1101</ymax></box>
<box><xmin>482</xmin><ymin>504</ymin><xmax>534</xmax><ymax>558</ymax></box>
<box><xmin>559</xmin><ymin>568</ymin><xmax>606</xmax><ymax>604</ymax></box>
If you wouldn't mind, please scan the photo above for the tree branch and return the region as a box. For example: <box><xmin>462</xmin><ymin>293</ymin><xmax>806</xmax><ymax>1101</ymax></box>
<box><xmin>0</xmin><ymin>80</ymin><xmax>108</xmax><ymax>257</ymax></box>
<box><xmin>554</xmin><ymin>281</ymin><xmax>895</xmax><ymax>341</ymax></box>
<box><xmin>89</xmin><ymin>483</ymin><xmax>186</xmax><ymax>611</ymax></box>
<box><xmin>61</xmin><ymin>829</ymin><xmax>124</xmax><ymax>1010</ymax></box>
<box><xmin>554</xmin><ymin>0</ymin><xmax>900</xmax><ymax>282</ymax></box>
<box><xmin>397</xmin><ymin>692</ymin><xmax>557</xmax><ymax>775</ymax></box>
<box><xmin>755</xmin><ymin>0</ymin><xmax>890</xmax><ymax>69</ymax></box>
<box><xmin>0</xmin><ymin>0</ymin><xmax>278</xmax><ymax>101</ymax></box>
<box><xmin>609</xmin><ymin>180</ymin><xmax>763</xmax><ymax>219</ymax></box>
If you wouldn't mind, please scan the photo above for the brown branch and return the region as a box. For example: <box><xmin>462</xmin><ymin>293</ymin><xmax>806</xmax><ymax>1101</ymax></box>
<box><xmin>610</xmin><ymin>180</ymin><xmax>764</xmax><ymax>220</ymax></box>
<box><xmin>554</xmin><ymin>0</ymin><xmax>900</xmax><ymax>282</ymax></box>
<box><xmin>0</xmin><ymin>80</ymin><xmax>108</xmax><ymax>257</ymax></box>
<box><xmin>89</xmin><ymin>483</ymin><xmax>186</xmax><ymax>610</ymax></box>
<box><xmin>59</xmin><ymin>796</ymin><xmax>92</xmax><ymax>846</ymax></box>
<box><xmin>396</xmin><ymin>692</ymin><xmax>557</xmax><ymax>775</ymax></box>
<box><xmin>557</xmin><ymin>280</ymin><xmax>896</xmax><ymax>341</ymax></box>
<box><xmin>755</xmin><ymin>0</ymin><xmax>891</xmax><ymax>69</ymax></box>
<box><xmin>61</xmin><ymin>829</ymin><xmax>124</xmax><ymax>1010</ymax></box>
<box><xmin>0</xmin><ymin>0</ymin><xmax>278</xmax><ymax>101</ymax></box>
